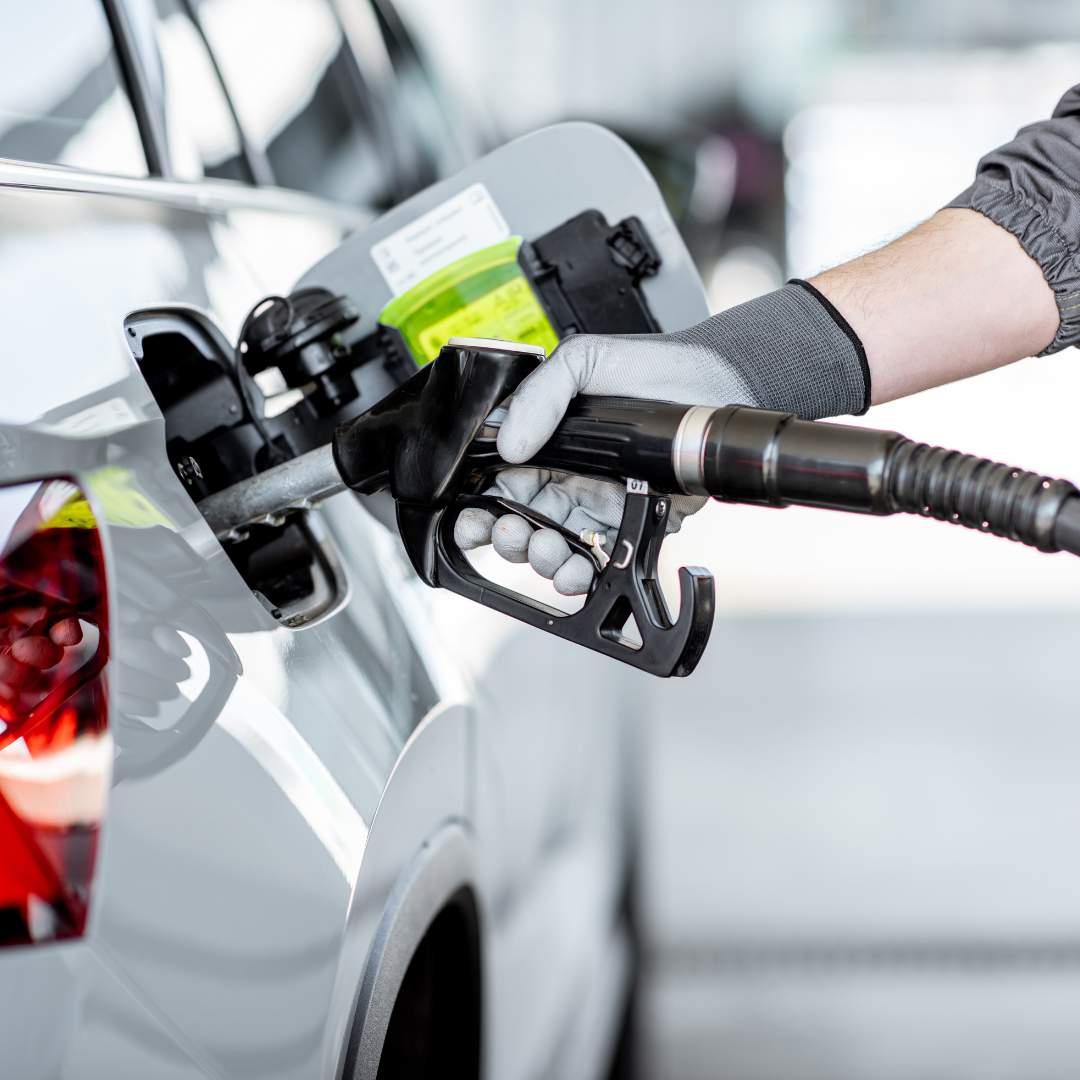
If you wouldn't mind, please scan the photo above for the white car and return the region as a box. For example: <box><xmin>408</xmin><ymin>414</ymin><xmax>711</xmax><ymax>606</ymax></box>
<box><xmin>0</xmin><ymin>2</ymin><xmax>638</xmax><ymax>1077</ymax></box>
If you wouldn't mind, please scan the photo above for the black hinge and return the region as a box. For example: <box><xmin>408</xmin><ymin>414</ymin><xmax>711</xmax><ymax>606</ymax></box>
<box><xmin>606</xmin><ymin>216</ymin><xmax>661</xmax><ymax>281</ymax></box>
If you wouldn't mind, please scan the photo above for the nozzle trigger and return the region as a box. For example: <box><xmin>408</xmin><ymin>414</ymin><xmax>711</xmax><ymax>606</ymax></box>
<box><xmin>427</xmin><ymin>487</ymin><xmax>714</xmax><ymax>678</ymax></box>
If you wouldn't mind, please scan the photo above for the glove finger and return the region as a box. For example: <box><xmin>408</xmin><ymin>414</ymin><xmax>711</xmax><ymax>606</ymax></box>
<box><xmin>529</xmin><ymin>509</ymin><xmax>613</xmax><ymax>593</ymax></box>
<box><xmin>537</xmin><ymin>485</ymin><xmax>706</xmax><ymax>538</ymax></box>
<box><xmin>486</xmin><ymin>467</ymin><xmax>552</xmax><ymax>503</ymax></box>
<box><xmin>491</xmin><ymin>514</ymin><xmax>533</xmax><ymax>563</ymax></box>
<box><xmin>527</xmin><ymin>474</ymin><xmax>625</xmax><ymax>533</ymax></box>
<box><xmin>553</xmin><ymin>554</ymin><xmax>594</xmax><ymax>596</ymax></box>
<box><xmin>548</xmin><ymin>485</ymin><xmax>704</xmax><ymax>536</ymax></box>
<box><xmin>562</xmin><ymin>506</ymin><xmax>615</xmax><ymax>550</ymax></box>
<box><xmin>454</xmin><ymin>508</ymin><xmax>497</xmax><ymax>551</ymax></box>
<box><xmin>554</xmin><ymin>475</ymin><xmax>626</xmax><ymax>528</ymax></box>
<box><xmin>453</xmin><ymin>469</ymin><xmax>553</xmax><ymax>552</ymax></box>
<box><xmin>527</xmin><ymin>528</ymin><xmax>573</xmax><ymax>579</ymax></box>
<box><xmin>497</xmin><ymin>336</ymin><xmax>610</xmax><ymax>464</ymax></box>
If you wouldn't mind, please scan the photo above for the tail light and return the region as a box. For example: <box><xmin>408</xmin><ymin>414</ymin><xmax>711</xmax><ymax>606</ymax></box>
<box><xmin>0</xmin><ymin>479</ymin><xmax>109</xmax><ymax>947</ymax></box>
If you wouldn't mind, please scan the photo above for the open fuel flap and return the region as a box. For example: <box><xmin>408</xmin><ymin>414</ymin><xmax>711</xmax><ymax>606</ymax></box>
<box><xmin>127</xmin><ymin>123</ymin><xmax>710</xmax><ymax>627</ymax></box>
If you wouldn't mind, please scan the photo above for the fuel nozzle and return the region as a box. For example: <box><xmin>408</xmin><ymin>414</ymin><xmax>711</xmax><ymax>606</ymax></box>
<box><xmin>199</xmin><ymin>338</ymin><xmax>717</xmax><ymax>677</ymax></box>
<box><xmin>197</xmin><ymin>338</ymin><xmax>1080</xmax><ymax>679</ymax></box>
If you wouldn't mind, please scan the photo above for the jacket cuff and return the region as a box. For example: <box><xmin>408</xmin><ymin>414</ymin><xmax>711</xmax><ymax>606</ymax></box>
<box><xmin>948</xmin><ymin>181</ymin><xmax>1080</xmax><ymax>355</ymax></box>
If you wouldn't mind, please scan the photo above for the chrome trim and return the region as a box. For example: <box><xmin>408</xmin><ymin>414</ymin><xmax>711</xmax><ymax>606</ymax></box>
<box><xmin>612</xmin><ymin>539</ymin><xmax>634</xmax><ymax>569</ymax></box>
<box><xmin>672</xmin><ymin>405</ymin><xmax>715</xmax><ymax>496</ymax></box>
<box><xmin>197</xmin><ymin>443</ymin><xmax>346</xmax><ymax>540</ymax></box>
<box><xmin>0</xmin><ymin>157</ymin><xmax>370</xmax><ymax>226</ymax></box>
<box><xmin>447</xmin><ymin>336</ymin><xmax>546</xmax><ymax>357</ymax></box>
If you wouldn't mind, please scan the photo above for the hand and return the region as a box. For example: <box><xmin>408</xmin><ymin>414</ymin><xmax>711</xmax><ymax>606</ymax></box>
<box><xmin>454</xmin><ymin>463</ymin><xmax>705</xmax><ymax>595</ymax></box>
<box><xmin>452</xmin><ymin>325</ymin><xmax>753</xmax><ymax>594</ymax></box>
<box><xmin>452</xmin><ymin>283</ymin><xmax>870</xmax><ymax>593</ymax></box>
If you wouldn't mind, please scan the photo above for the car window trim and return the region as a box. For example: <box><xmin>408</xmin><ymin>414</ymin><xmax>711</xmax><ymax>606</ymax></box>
<box><xmin>189</xmin><ymin>0</ymin><xmax>403</xmax><ymax>202</ymax></box>
<box><xmin>0</xmin><ymin>156</ymin><xmax>371</xmax><ymax>229</ymax></box>
<box><xmin>101</xmin><ymin>0</ymin><xmax>168</xmax><ymax>175</ymax></box>
<box><xmin>177</xmin><ymin>0</ymin><xmax>274</xmax><ymax>185</ymax></box>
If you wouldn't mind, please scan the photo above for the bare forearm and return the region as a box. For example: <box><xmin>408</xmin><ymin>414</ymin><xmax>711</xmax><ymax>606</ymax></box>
<box><xmin>809</xmin><ymin>208</ymin><xmax>1060</xmax><ymax>405</ymax></box>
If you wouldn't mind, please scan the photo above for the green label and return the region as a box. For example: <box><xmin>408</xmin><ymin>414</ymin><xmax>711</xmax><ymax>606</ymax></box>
<box><xmin>415</xmin><ymin>277</ymin><xmax>560</xmax><ymax>363</ymax></box>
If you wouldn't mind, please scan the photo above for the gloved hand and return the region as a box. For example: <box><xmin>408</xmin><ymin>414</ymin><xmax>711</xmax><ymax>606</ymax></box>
<box><xmin>454</xmin><ymin>281</ymin><xmax>870</xmax><ymax>594</ymax></box>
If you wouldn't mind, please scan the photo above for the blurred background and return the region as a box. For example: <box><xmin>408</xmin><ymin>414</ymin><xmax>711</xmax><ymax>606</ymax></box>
<box><xmin>393</xmin><ymin>2</ymin><xmax>1080</xmax><ymax>1077</ymax></box>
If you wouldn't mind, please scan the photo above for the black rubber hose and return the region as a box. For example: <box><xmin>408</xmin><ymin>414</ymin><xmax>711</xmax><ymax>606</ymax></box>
<box><xmin>884</xmin><ymin>440</ymin><xmax>1079</xmax><ymax>553</ymax></box>
<box><xmin>1051</xmin><ymin>494</ymin><xmax>1080</xmax><ymax>557</ymax></box>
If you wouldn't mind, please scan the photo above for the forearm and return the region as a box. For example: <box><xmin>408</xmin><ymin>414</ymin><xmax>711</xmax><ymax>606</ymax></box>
<box><xmin>810</xmin><ymin>208</ymin><xmax>1059</xmax><ymax>405</ymax></box>
<box><xmin>811</xmin><ymin>83</ymin><xmax>1080</xmax><ymax>406</ymax></box>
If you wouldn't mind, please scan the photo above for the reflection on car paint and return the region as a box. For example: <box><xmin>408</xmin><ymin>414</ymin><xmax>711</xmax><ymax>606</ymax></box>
<box><xmin>0</xmin><ymin>479</ymin><xmax>110</xmax><ymax>946</ymax></box>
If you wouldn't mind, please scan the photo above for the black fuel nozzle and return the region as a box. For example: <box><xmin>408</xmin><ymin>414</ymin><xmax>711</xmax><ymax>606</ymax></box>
<box><xmin>332</xmin><ymin>337</ymin><xmax>542</xmax><ymax>502</ymax></box>
<box><xmin>332</xmin><ymin>338</ymin><xmax>1080</xmax><ymax>679</ymax></box>
<box><xmin>201</xmin><ymin>339</ymin><xmax>1080</xmax><ymax>680</ymax></box>
<box><xmin>332</xmin><ymin>339</ymin><xmax>716</xmax><ymax>678</ymax></box>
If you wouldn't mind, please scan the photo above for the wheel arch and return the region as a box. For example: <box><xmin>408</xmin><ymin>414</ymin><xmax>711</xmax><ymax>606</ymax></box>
<box><xmin>342</xmin><ymin>822</ymin><xmax>482</xmax><ymax>1080</ymax></box>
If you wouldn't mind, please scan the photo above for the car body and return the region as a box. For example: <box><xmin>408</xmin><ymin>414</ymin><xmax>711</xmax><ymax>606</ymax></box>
<box><xmin>0</xmin><ymin>2</ymin><xmax>636</xmax><ymax>1076</ymax></box>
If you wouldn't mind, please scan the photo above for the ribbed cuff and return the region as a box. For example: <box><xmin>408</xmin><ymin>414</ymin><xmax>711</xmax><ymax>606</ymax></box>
<box><xmin>788</xmin><ymin>278</ymin><xmax>871</xmax><ymax>413</ymax></box>
<box><xmin>949</xmin><ymin>181</ymin><xmax>1080</xmax><ymax>355</ymax></box>
<box><xmin>697</xmin><ymin>282</ymin><xmax>871</xmax><ymax>419</ymax></box>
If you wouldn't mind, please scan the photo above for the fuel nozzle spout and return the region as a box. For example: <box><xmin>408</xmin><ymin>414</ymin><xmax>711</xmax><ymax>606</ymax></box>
<box><xmin>198</xmin><ymin>338</ymin><xmax>544</xmax><ymax>542</ymax></box>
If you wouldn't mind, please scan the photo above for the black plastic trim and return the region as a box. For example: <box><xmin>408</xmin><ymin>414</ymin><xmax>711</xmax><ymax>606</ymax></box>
<box><xmin>342</xmin><ymin>824</ymin><xmax>481</xmax><ymax>1080</ymax></box>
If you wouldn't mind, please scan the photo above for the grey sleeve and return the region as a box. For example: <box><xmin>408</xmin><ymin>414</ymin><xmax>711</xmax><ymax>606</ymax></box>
<box><xmin>948</xmin><ymin>84</ymin><xmax>1080</xmax><ymax>354</ymax></box>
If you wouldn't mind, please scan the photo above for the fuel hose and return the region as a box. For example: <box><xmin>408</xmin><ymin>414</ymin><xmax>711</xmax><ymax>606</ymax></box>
<box><xmin>194</xmin><ymin>339</ymin><xmax>1080</xmax><ymax>678</ymax></box>
<box><xmin>522</xmin><ymin>399</ymin><xmax>1080</xmax><ymax>559</ymax></box>
<box><xmin>199</xmin><ymin>389</ymin><xmax>1080</xmax><ymax>561</ymax></box>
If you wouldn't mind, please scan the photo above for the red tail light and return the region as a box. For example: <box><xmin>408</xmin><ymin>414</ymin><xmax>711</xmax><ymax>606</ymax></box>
<box><xmin>0</xmin><ymin>479</ymin><xmax>109</xmax><ymax>947</ymax></box>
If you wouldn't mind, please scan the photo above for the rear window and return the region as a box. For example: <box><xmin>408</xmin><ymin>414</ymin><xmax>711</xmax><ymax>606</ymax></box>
<box><xmin>192</xmin><ymin>0</ymin><xmax>387</xmax><ymax>205</ymax></box>
<box><xmin>0</xmin><ymin>2</ymin><xmax>147</xmax><ymax>176</ymax></box>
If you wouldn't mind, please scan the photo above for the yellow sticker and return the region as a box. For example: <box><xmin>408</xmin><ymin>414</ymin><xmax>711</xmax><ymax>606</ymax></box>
<box><xmin>41</xmin><ymin>496</ymin><xmax>99</xmax><ymax>531</ymax></box>
<box><xmin>415</xmin><ymin>277</ymin><xmax>560</xmax><ymax>364</ymax></box>
<box><xmin>39</xmin><ymin>467</ymin><xmax>170</xmax><ymax>531</ymax></box>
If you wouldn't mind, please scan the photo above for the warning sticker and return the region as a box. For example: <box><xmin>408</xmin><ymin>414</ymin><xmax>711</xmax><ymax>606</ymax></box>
<box><xmin>415</xmin><ymin>277</ymin><xmax>560</xmax><ymax>364</ymax></box>
<box><xmin>371</xmin><ymin>183</ymin><xmax>511</xmax><ymax>296</ymax></box>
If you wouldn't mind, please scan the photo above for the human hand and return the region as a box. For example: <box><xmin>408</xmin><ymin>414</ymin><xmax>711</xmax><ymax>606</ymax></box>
<box><xmin>453</xmin><ymin>283</ymin><xmax>869</xmax><ymax>593</ymax></box>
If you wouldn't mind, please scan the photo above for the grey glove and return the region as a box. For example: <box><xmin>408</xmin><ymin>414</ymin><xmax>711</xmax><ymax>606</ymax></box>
<box><xmin>454</xmin><ymin>280</ymin><xmax>869</xmax><ymax>594</ymax></box>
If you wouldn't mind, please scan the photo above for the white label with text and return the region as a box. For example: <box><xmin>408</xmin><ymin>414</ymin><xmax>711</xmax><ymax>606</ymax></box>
<box><xmin>371</xmin><ymin>183</ymin><xmax>511</xmax><ymax>296</ymax></box>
